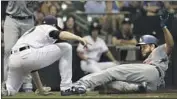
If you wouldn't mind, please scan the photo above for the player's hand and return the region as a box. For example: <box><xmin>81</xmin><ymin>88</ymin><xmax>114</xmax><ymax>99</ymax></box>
<box><xmin>35</xmin><ymin>86</ymin><xmax>53</xmax><ymax>96</ymax></box>
<box><xmin>79</xmin><ymin>38</ymin><xmax>91</xmax><ymax>49</ymax></box>
<box><xmin>160</xmin><ymin>10</ymin><xmax>169</xmax><ymax>28</ymax></box>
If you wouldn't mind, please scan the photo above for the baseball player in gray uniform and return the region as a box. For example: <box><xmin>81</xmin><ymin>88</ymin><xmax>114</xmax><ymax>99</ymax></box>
<box><xmin>2</xmin><ymin>15</ymin><xmax>88</xmax><ymax>96</ymax></box>
<box><xmin>73</xmin><ymin>15</ymin><xmax>174</xmax><ymax>93</ymax></box>
<box><xmin>3</xmin><ymin>1</ymin><xmax>39</xmax><ymax>92</ymax></box>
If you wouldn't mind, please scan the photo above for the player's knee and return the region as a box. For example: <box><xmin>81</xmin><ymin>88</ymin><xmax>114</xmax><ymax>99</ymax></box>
<box><xmin>63</xmin><ymin>43</ymin><xmax>72</xmax><ymax>51</ymax></box>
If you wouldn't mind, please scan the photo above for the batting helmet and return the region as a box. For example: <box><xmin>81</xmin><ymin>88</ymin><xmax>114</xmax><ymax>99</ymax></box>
<box><xmin>137</xmin><ymin>35</ymin><xmax>158</xmax><ymax>46</ymax></box>
<box><xmin>42</xmin><ymin>15</ymin><xmax>64</xmax><ymax>30</ymax></box>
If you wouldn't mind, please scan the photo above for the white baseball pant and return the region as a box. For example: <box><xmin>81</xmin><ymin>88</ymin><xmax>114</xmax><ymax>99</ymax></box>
<box><xmin>80</xmin><ymin>60</ymin><xmax>117</xmax><ymax>73</ymax></box>
<box><xmin>6</xmin><ymin>43</ymin><xmax>72</xmax><ymax>95</ymax></box>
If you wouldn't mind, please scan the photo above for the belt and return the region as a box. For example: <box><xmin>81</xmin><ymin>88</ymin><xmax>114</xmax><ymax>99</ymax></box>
<box><xmin>6</xmin><ymin>13</ymin><xmax>32</xmax><ymax>20</ymax></box>
<box><xmin>11</xmin><ymin>46</ymin><xmax>30</xmax><ymax>54</ymax></box>
<box><xmin>155</xmin><ymin>66</ymin><xmax>162</xmax><ymax>77</ymax></box>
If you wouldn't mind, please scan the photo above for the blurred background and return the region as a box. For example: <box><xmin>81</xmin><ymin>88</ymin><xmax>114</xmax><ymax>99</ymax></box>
<box><xmin>1</xmin><ymin>1</ymin><xmax>177</xmax><ymax>91</ymax></box>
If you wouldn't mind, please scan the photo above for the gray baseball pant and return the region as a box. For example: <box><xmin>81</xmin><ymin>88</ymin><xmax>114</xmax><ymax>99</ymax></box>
<box><xmin>78</xmin><ymin>64</ymin><xmax>160</xmax><ymax>92</ymax></box>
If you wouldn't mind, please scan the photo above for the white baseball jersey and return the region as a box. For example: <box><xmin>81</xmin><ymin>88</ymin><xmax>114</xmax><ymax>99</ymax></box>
<box><xmin>77</xmin><ymin>36</ymin><xmax>108</xmax><ymax>61</ymax></box>
<box><xmin>12</xmin><ymin>24</ymin><xmax>58</xmax><ymax>50</ymax></box>
<box><xmin>6</xmin><ymin>24</ymin><xmax>73</xmax><ymax>95</ymax></box>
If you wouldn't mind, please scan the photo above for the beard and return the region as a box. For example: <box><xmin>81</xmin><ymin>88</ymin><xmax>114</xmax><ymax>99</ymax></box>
<box><xmin>141</xmin><ymin>51</ymin><xmax>151</xmax><ymax>60</ymax></box>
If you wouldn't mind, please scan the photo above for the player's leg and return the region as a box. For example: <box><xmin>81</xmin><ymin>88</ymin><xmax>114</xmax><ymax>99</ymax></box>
<box><xmin>80</xmin><ymin>60</ymin><xmax>101</xmax><ymax>73</ymax></box>
<box><xmin>106</xmin><ymin>81</ymin><xmax>146</xmax><ymax>93</ymax></box>
<box><xmin>75</xmin><ymin>64</ymin><xmax>159</xmax><ymax>92</ymax></box>
<box><xmin>2</xmin><ymin>53</ymin><xmax>28</xmax><ymax>96</ymax></box>
<box><xmin>55</xmin><ymin>43</ymin><xmax>73</xmax><ymax>91</ymax></box>
<box><xmin>21</xmin><ymin>43</ymin><xmax>73</xmax><ymax>94</ymax></box>
<box><xmin>3</xmin><ymin>16</ymin><xmax>20</xmax><ymax>81</ymax></box>
<box><xmin>97</xmin><ymin>62</ymin><xmax>117</xmax><ymax>70</ymax></box>
<box><xmin>19</xmin><ymin>18</ymin><xmax>35</xmax><ymax>93</ymax></box>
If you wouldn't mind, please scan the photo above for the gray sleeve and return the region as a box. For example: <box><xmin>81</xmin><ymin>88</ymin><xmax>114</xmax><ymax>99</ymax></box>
<box><xmin>155</xmin><ymin>44</ymin><xmax>168</xmax><ymax>59</ymax></box>
<box><xmin>155</xmin><ymin>44</ymin><xmax>166</xmax><ymax>53</ymax></box>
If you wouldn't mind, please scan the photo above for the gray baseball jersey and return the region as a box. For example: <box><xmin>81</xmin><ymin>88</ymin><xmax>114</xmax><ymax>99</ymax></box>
<box><xmin>6</xmin><ymin>1</ymin><xmax>39</xmax><ymax>16</ymax></box>
<box><xmin>143</xmin><ymin>44</ymin><xmax>169</xmax><ymax>77</ymax></box>
<box><xmin>77</xmin><ymin>44</ymin><xmax>169</xmax><ymax>92</ymax></box>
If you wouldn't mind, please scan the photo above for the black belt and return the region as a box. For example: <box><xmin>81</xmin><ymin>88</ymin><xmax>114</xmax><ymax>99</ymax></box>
<box><xmin>155</xmin><ymin>66</ymin><xmax>162</xmax><ymax>77</ymax></box>
<box><xmin>11</xmin><ymin>46</ymin><xmax>30</xmax><ymax>54</ymax></box>
<box><xmin>6</xmin><ymin>13</ymin><xmax>32</xmax><ymax>20</ymax></box>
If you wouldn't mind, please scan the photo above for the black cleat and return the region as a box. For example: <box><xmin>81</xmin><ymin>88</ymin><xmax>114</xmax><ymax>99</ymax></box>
<box><xmin>138</xmin><ymin>82</ymin><xmax>147</xmax><ymax>93</ymax></box>
<box><xmin>60</xmin><ymin>89</ymin><xmax>73</xmax><ymax>96</ymax></box>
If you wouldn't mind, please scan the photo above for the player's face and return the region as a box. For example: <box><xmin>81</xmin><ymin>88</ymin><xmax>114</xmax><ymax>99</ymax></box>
<box><xmin>140</xmin><ymin>44</ymin><xmax>153</xmax><ymax>57</ymax></box>
<box><xmin>91</xmin><ymin>30</ymin><xmax>98</xmax><ymax>39</ymax></box>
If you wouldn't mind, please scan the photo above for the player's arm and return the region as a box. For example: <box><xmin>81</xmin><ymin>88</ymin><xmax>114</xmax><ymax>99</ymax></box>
<box><xmin>49</xmin><ymin>30</ymin><xmax>89</xmax><ymax>46</ymax></box>
<box><xmin>31</xmin><ymin>71</ymin><xmax>44</xmax><ymax>91</ymax></box>
<box><xmin>31</xmin><ymin>71</ymin><xmax>52</xmax><ymax>95</ymax></box>
<box><xmin>105</xmin><ymin>50</ymin><xmax>117</xmax><ymax>62</ymax></box>
<box><xmin>102</xmin><ymin>40</ymin><xmax>118</xmax><ymax>64</ymax></box>
<box><xmin>160</xmin><ymin>15</ymin><xmax>174</xmax><ymax>55</ymax></box>
<box><xmin>59</xmin><ymin>31</ymin><xmax>82</xmax><ymax>41</ymax></box>
<box><xmin>59</xmin><ymin>31</ymin><xmax>88</xmax><ymax>46</ymax></box>
<box><xmin>162</xmin><ymin>27</ymin><xmax>174</xmax><ymax>55</ymax></box>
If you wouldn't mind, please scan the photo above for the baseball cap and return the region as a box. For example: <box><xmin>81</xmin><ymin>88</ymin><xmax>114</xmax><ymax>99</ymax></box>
<box><xmin>42</xmin><ymin>15</ymin><xmax>64</xmax><ymax>30</ymax></box>
<box><xmin>42</xmin><ymin>15</ymin><xmax>57</xmax><ymax>26</ymax></box>
<box><xmin>122</xmin><ymin>17</ymin><xmax>132</xmax><ymax>24</ymax></box>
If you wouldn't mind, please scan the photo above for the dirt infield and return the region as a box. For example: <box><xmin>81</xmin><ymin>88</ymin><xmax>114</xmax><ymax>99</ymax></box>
<box><xmin>2</xmin><ymin>90</ymin><xmax>177</xmax><ymax>99</ymax></box>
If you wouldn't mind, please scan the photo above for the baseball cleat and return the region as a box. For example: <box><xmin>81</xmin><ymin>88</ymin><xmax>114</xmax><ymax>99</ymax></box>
<box><xmin>138</xmin><ymin>82</ymin><xmax>147</xmax><ymax>93</ymax></box>
<box><xmin>72</xmin><ymin>82</ymin><xmax>87</xmax><ymax>95</ymax></box>
<box><xmin>60</xmin><ymin>86</ymin><xmax>86</xmax><ymax>96</ymax></box>
<box><xmin>1</xmin><ymin>82</ymin><xmax>8</xmax><ymax>96</ymax></box>
<box><xmin>71</xmin><ymin>86</ymin><xmax>86</xmax><ymax>95</ymax></box>
<box><xmin>60</xmin><ymin>89</ymin><xmax>73</xmax><ymax>96</ymax></box>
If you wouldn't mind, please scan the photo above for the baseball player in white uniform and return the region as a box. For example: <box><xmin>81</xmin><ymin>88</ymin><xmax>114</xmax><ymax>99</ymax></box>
<box><xmin>73</xmin><ymin>14</ymin><xmax>174</xmax><ymax>94</ymax></box>
<box><xmin>77</xmin><ymin>21</ymin><xmax>118</xmax><ymax>74</ymax></box>
<box><xmin>1</xmin><ymin>15</ymin><xmax>88</xmax><ymax>96</ymax></box>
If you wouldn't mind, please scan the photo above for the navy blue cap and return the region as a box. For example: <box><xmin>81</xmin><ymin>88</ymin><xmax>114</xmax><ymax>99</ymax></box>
<box><xmin>42</xmin><ymin>15</ymin><xmax>57</xmax><ymax>26</ymax></box>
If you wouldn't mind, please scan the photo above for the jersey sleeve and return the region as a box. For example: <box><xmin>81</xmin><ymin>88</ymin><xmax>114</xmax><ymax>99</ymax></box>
<box><xmin>154</xmin><ymin>44</ymin><xmax>168</xmax><ymax>58</ymax></box>
<box><xmin>44</xmin><ymin>25</ymin><xmax>60</xmax><ymax>40</ymax></box>
<box><xmin>49</xmin><ymin>30</ymin><xmax>60</xmax><ymax>40</ymax></box>
<box><xmin>101</xmin><ymin>39</ymin><xmax>109</xmax><ymax>53</ymax></box>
